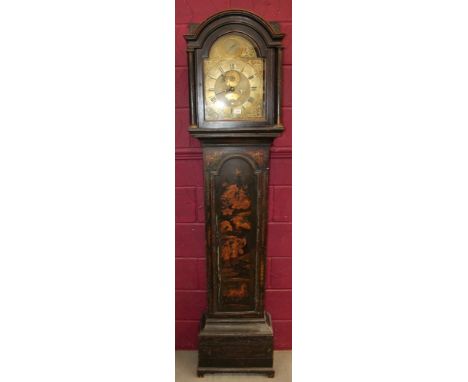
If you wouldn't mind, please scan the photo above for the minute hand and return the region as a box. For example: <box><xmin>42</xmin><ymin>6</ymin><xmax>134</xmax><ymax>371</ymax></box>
<box><xmin>215</xmin><ymin>87</ymin><xmax>235</xmax><ymax>95</ymax></box>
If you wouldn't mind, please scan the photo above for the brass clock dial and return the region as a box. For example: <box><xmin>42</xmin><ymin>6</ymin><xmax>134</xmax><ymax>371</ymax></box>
<box><xmin>203</xmin><ymin>34</ymin><xmax>265</xmax><ymax>121</ymax></box>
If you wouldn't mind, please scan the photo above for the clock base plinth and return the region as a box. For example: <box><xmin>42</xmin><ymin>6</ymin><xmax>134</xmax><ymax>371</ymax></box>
<box><xmin>197</xmin><ymin>367</ymin><xmax>274</xmax><ymax>378</ymax></box>
<box><xmin>197</xmin><ymin>312</ymin><xmax>274</xmax><ymax>377</ymax></box>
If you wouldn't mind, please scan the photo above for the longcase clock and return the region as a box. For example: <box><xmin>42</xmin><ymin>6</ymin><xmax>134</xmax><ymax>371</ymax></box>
<box><xmin>184</xmin><ymin>9</ymin><xmax>284</xmax><ymax>378</ymax></box>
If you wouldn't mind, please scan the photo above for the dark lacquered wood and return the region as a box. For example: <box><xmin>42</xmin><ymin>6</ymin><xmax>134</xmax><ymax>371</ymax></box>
<box><xmin>184</xmin><ymin>10</ymin><xmax>284</xmax><ymax>377</ymax></box>
<box><xmin>275</xmin><ymin>48</ymin><xmax>283</xmax><ymax>127</ymax></box>
<box><xmin>185</xmin><ymin>9</ymin><xmax>284</xmax><ymax>131</ymax></box>
<box><xmin>187</xmin><ymin>51</ymin><xmax>198</xmax><ymax>127</ymax></box>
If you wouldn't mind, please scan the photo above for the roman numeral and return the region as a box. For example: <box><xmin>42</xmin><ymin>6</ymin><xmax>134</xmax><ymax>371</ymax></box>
<box><xmin>230</xmin><ymin>63</ymin><xmax>235</xmax><ymax>70</ymax></box>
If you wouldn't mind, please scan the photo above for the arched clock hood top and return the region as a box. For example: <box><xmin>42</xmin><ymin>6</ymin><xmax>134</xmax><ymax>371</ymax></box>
<box><xmin>184</xmin><ymin>9</ymin><xmax>285</xmax><ymax>50</ymax></box>
<box><xmin>184</xmin><ymin>8</ymin><xmax>285</xmax><ymax>133</ymax></box>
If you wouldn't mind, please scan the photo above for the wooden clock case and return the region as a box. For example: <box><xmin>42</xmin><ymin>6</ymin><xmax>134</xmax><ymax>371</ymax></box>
<box><xmin>184</xmin><ymin>10</ymin><xmax>284</xmax><ymax>378</ymax></box>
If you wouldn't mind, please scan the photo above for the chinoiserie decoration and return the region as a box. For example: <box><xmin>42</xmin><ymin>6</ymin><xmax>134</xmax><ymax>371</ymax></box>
<box><xmin>185</xmin><ymin>10</ymin><xmax>284</xmax><ymax>377</ymax></box>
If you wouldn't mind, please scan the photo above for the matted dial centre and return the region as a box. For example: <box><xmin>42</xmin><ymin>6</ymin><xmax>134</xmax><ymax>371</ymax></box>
<box><xmin>214</xmin><ymin>70</ymin><xmax>251</xmax><ymax>107</ymax></box>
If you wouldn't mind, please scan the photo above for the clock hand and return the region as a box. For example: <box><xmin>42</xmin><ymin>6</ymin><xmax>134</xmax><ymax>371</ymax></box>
<box><xmin>215</xmin><ymin>87</ymin><xmax>236</xmax><ymax>95</ymax></box>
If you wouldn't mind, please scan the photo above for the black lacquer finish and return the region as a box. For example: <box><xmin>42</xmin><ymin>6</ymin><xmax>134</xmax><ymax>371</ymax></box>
<box><xmin>184</xmin><ymin>10</ymin><xmax>284</xmax><ymax>377</ymax></box>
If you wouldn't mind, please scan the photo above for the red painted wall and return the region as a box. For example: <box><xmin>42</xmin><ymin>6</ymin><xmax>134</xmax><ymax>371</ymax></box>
<box><xmin>175</xmin><ymin>0</ymin><xmax>292</xmax><ymax>350</ymax></box>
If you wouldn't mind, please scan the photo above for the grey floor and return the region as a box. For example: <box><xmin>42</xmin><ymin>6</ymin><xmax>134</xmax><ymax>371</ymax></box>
<box><xmin>175</xmin><ymin>351</ymin><xmax>292</xmax><ymax>382</ymax></box>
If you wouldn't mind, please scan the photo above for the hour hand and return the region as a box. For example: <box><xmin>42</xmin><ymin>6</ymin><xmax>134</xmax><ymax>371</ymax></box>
<box><xmin>215</xmin><ymin>86</ymin><xmax>235</xmax><ymax>95</ymax></box>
